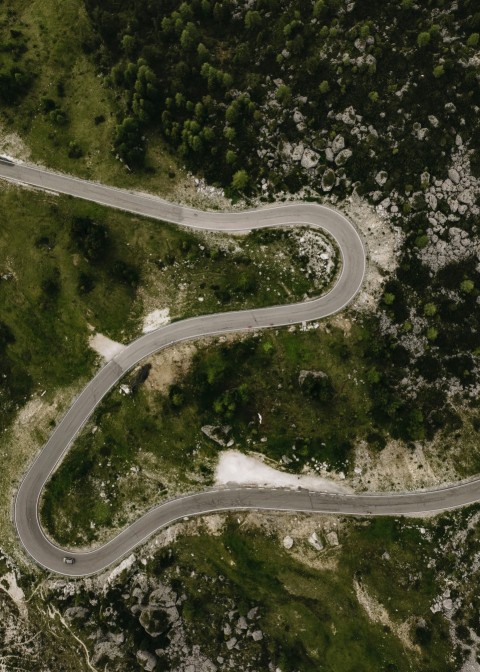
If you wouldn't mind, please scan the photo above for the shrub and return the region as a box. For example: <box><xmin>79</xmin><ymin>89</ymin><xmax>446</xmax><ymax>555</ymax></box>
<box><xmin>417</xmin><ymin>31</ymin><xmax>431</xmax><ymax>47</ymax></box>
<box><xmin>70</xmin><ymin>217</ymin><xmax>110</xmax><ymax>263</ymax></box>
<box><xmin>231</xmin><ymin>169</ymin><xmax>249</xmax><ymax>191</ymax></box>
<box><xmin>68</xmin><ymin>141</ymin><xmax>83</xmax><ymax>159</ymax></box>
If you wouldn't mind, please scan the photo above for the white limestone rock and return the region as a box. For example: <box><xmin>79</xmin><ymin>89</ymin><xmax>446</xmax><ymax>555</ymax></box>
<box><xmin>331</xmin><ymin>134</ymin><xmax>345</xmax><ymax>154</ymax></box>
<box><xmin>448</xmin><ymin>168</ymin><xmax>460</xmax><ymax>184</ymax></box>
<box><xmin>293</xmin><ymin>109</ymin><xmax>305</xmax><ymax>125</ymax></box>
<box><xmin>425</xmin><ymin>192</ymin><xmax>438</xmax><ymax>211</ymax></box>
<box><xmin>321</xmin><ymin>168</ymin><xmax>336</xmax><ymax>191</ymax></box>
<box><xmin>335</xmin><ymin>148</ymin><xmax>352</xmax><ymax>166</ymax></box>
<box><xmin>301</xmin><ymin>148</ymin><xmax>320</xmax><ymax>169</ymax></box>
<box><xmin>375</xmin><ymin>171</ymin><xmax>388</xmax><ymax>186</ymax></box>
<box><xmin>308</xmin><ymin>532</ymin><xmax>324</xmax><ymax>551</ymax></box>
<box><xmin>336</xmin><ymin>106</ymin><xmax>357</xmax><ymax>125</ymax></box>
<box><xmin>291</xmin><ymin>143</ymin><xmax>304</xmax><ymax>162</ymax></box>
<box><xmin>458</xmin><ymin>189</ymin><xmax>475</xmax><ymax>206</ymax></box>
<box><xmin>137</xmin><ymin>650</ymin><xmax>157</xmax><ymax>671</ymax></box>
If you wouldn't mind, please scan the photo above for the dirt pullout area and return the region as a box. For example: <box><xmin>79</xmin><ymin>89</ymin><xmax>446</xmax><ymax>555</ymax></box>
<box><xmin>142</xmin><ymin>308</ymin><xmax>171</xmax><ymax>333</ymax></box>
<box><xmin>0</xmin><ymin>123</ymin><xmax>30</xmax><ymax>162</ymax></box>
<box><xmin>89</xmin><ymin>332</ymin><xmax>125</xmax><ymax>361</ymax></box>
<box><xmin>215</xmin><ymin>450</ymin><xmax>351</xmax><ymax>494</ymax></box>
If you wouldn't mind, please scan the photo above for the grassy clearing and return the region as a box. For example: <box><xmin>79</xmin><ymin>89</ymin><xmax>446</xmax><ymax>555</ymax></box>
<box><xmin>0</xmin><ymin>0</ymin><xmax>181</xmax><ymax>193</ymax></box>
<box><xmin>42</xmin><ymin>323</ymin><xmax>374</xmax><ymax>547</ymax></box>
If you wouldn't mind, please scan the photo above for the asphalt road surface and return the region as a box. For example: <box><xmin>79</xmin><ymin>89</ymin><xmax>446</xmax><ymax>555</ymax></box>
<box><xmin>2</xmin><ymin>160</ymin><xmax>479</xmax><ymax>577</ymax></box>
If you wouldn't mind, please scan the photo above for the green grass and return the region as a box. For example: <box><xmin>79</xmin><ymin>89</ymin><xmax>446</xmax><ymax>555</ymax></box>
<box><xmin>42</xmin><ymin>324</ymin><xmax>375</xmax><ymax>546</ymax></box>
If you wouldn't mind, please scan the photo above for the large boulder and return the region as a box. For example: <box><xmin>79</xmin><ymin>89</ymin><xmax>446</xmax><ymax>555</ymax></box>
<box><xmin>335</xmin><ymin>148</ymin><xmax>352</xmax><ymax>166</ymax></box>
<box><xmin>321</xmin><ymin>168</ymin><xmax>336</xmax><ymax>191</ymax></box>
<box><xmin>137</xmin><ymin>650</ymin><xmax>157</xmax><ymax>671</ymax></box>
<box><xmin>331</xmin><ymin>134</ymin><xmax>345</xmax><ymax>154</ymax></box>
<box><xmin>301</xmin><ymin>148</ymin><xmax>320</xmax><ymax>169</ymax></box>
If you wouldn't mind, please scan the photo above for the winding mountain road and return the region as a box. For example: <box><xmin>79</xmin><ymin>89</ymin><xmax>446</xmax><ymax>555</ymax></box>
<box><xmin>1</xmin><ymin>160</ymin><xmax>480</xmax><ymax>577</ymax></box>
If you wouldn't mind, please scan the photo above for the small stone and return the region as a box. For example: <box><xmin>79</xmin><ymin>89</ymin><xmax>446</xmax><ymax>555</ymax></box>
<box><xmin>283</xmin><ymin>536</ymin><xmax>294</xmax><ymax>550</ymax></box>
<box><xmin>237</xmin><ymin>616</ymin><xmax>248</xmax><ymax>630</ymax></box>
<box><xmin>337</xmin><ymin>106</ymin><xmax>356</xmax><ymax>125</ymax></box>
<box><xmin>252</xmin><ymin>630</ymin><xmax>263</xmax><ymax>641</ymax></box>
<box><xmin>425</xmin><ymin>193</ymin><xmax>437</xmax><ymax>211</ymax></box>
<box><xmin>458</xmin><ymin>189</ymin><xmax>474</xmax><ymax>205</ymax></box>
<box><xmin>308</xmin><ymin>532</ymin><xmax>324</xmax><ymax>551</ymax></box>
<box><xmin>325</xmin><ymin>147</ymin><xmax>334</xmax><ymax>162</ymax></box>
<box><xmin>226</xmin><ymin>637</ymin><xmax>237</xmax><ymax>650</ymax></box>
<box><xmin>321</xmin><ymin>168</ymin><xmax>336</xmax><ymax>192</ymax></box>
<box><xmin>293</xmin><ymin>109</ymin><xmax>305</xmax><ymax>125</ymax></box>
<box><xmin>136</xmin><ymin>650</ymin><xmax>157</xmax><ymax>671</ymax></box>
<box><xmin>291</xmin><ymin>143</ymin><xmax>304</xmax><ymax>162</ymax></box>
